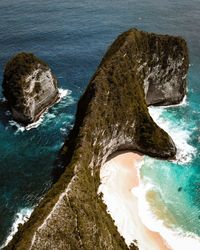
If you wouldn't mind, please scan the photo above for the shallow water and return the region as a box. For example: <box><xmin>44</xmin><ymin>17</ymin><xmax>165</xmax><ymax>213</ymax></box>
<box><xmin>0</xmin><ymin>0</ymin><xmax>199</xmax><ymax>247</ymax></box>
<box><xmin>138</xmin><ymin>101</ymin><xmax>200</xmax><ymax>248</ymax></box>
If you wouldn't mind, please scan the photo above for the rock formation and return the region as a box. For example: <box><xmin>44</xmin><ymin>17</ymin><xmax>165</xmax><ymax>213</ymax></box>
<box><xmin>5</xmin><ymin>29</ymin><xmax>188</xmax><ymax>250</ymax></box>
<box><xmin>2</xmin><ymin>52</ymin><xmax>59</xmax><ymax>125</ymax></box>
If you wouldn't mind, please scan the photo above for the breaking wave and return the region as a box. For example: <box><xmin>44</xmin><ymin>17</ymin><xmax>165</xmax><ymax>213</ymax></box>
<box><xmin>133</xmin><ymin>180</ymin><xmax>200</xmax><ymax>250</ymax></box>
<box><xmin>8</xmin><ymin>88</ymin><xmax>71</xmax><ymax>132</ymax></box>
<box><xmin>0</xmin><ymin>207</ymin><xmax>33</xmax><ymax>249</ymax></box>
<box><xmin>137</xmin><ymin>102</ymin><xmax>200</xmax><ymax>249</ymax></box>
<box><xmin>148</xmin><ymin>105</ymin><xmax>196</xmax><ymax>164</ymax></box>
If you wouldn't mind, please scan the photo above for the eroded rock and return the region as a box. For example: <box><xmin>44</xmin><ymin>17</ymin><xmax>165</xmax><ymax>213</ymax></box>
<box><xmin>2</xmin><ymin>52</ymin><xmax>59</xmax><ymax>125</ymax></box>
<box><xmin>5</xmin><ymin>29</ymin><xmax>189</xmax><ymax>250</ymax></box>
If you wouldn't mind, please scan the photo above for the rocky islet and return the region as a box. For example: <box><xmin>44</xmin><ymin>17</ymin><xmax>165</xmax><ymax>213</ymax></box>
<box><xmin>2</xmin><ymin>52</ymin><xmax>59</xmax><ymax>125</ymax></box>
<box><xmin>3</xmin><ymin>29</ymin><xmax>189</xmax><ymax>250</ymax></box>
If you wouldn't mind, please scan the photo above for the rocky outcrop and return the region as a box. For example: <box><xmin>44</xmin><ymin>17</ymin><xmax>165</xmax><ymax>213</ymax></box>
<box><xmin>99</xmin><ymin>29</ymin><xmax>188</xmax><ymax>106</ymax></box>
<box><xmin>2</xmin><ymin>52</ymin><xmax>59</xmax><ymax>125</ymax></box>
<box><xmin>5</xmin><ymin>29</ymin><xmax>188</xmax><ymax>250</ymax></box>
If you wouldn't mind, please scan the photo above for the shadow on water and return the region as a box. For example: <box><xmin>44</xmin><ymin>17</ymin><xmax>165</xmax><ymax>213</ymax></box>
<box><xmin>51</xmin><ymin>120</ymin><xmax>74</xmax><ymax>183</ymax></box>
<box><xmin>0</xmin><ymin>99</ymin><xmax>12</xmax><ymax>127</ymax></box>
<box><xmin>0</xmin><ymin>99</ymin><xmax>27</xmax><ymax>133</ymax></box>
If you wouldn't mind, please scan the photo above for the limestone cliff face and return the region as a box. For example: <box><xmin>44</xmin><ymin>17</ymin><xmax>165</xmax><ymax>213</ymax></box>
<box><xmin>2</xmin><ymin>53</ymin><xmax>59</xmax><ymax>125</ymax></box>
<box><xmin>5</xmin><ymin>29</ymin><xmax>188</xmax><ymax>250</ymax></box>
<box><xmin>100</xmin><ymin>29</ymin><xmax>188</xmax><ymax>106</ymax></box>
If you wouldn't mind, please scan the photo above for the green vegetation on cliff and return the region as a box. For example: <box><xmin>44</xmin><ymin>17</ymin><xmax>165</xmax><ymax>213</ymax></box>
<box><xmin>5</xmin><ymin>29</ymin><xmax>188</xmax><ymax>250</ymax></box>
<box><xmin>2</xmin><ymin>52</ymin><xmax>59</xmax><ymax>124</ymax></box>
<box><xmin>3</xmin><ymin>53</ymin><xmax>48</xmax><ymax>105</ymax></box>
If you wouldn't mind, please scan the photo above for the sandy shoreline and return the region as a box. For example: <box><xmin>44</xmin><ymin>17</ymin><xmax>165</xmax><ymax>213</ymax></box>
<box><xmin>98</xmin><ymin>151</ymin><xmax>171</xmax><ymax>250</ymax></box>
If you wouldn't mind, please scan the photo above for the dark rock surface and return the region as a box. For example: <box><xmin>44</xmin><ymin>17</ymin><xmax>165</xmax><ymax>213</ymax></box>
<box><xmin>5</xmin><ymin>29</ymin><xmax>188</xmax><ymax>250</ymax></box>
<box><xmin>2</xmin><ymin>52</ymin><xmax>59</xmax><ymax>125</ymax></box>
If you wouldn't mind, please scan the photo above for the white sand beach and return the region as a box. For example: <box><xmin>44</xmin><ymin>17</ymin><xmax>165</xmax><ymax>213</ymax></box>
<box><xmin>98</xmin><ymin>151</ymin><xmax>171</xmax><ymax>250</ymax></box>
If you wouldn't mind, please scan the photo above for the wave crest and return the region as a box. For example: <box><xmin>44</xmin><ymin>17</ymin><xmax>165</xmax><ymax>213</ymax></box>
<box><xmin>8</xmin><ymin>88</ymin><xmax>72</xmax><ymax>132</ymax></box>
<box><xmin>133</xmin><ymin>181</ymin><xmax>200</xmax><ymax>250</ymax></box>
<box><xmin>0</xmin><ymin>207</ymin><xmax>33</xmax><ymax>249</ymax></box>
<box><xmin>148</xmin><ymin>106</ymin><xmax>196</xmax><ymax>164</ymax></box>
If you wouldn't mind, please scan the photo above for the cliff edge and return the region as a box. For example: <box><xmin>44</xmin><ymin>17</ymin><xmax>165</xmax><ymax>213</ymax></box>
<box><xmin>5</xmin><ymin>29</ymin><xmax>188</xmax><ymax>250</ymax></box>
<box><xmin>2</xmin><ymin>52</ymin><xmax>59</xmax><ymax>125</ymax></box>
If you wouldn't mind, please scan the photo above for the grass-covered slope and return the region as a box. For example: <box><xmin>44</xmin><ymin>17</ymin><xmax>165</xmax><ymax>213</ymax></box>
<box><xmin>5</xmin><ymin>29</ymin><xmax>188</xmax><ymax>250</ymax></box>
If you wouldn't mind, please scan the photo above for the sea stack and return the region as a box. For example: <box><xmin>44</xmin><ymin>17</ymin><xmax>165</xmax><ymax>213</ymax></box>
<box><xmin>5</xmin><ymin>29</ymin><xmax>188</xmax><ymax>250</ymax></box>
<box><xmin>2</xmin><ymin>52</ymin><xmax>59</xmax><ymax>125</ymax></box>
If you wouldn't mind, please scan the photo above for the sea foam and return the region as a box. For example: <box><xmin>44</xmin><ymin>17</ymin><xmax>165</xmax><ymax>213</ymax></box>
<box><xmin>58</xmin><ymin>88</ymin><xmax>71</xmax><ymax>100</ymax></box>
<box><xmin>148</xmin><ymin>105</ymin><xmax>196</xmax><ymax>164</ymax></box>
<box><xmin>136</xmin><ymin>103</ymin><xmax>200</xmax><ymax>249</ymax></box>
<box><xmin>0</xmin><ymin>207</ymin><xmax>33</xmax><ymax>249</ymax></box>
<box><xmin>8</xmin><ymin>88</ymin><xmax>71</xmax><ymax>132</ymax></box>
<box><xmin>133</xmin><ymin>180</ymin><xmax>200</xmax><ymax>250</ymax></box>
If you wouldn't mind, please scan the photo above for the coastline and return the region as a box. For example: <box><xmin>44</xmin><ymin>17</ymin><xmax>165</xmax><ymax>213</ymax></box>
<box><xmin>3</xmin><ymin>29</ymin><xmax>189</xmax><ymax>249</ymax></box>
<box><xmin>98</xmin><ymin>151</ymin><xmax>171</xmax><ymax>250</ymax></box>
<box><xmin>8</xmin><ymin>88</ymin><xmax>71</xmax><ymax>132</ymax></box>
<box><xmin>0</xmin><ymin>88</ymin><xmax>71</xmax><ymax>248</ymax></box>
<box><xmin>0</xmin><ymin>208</ymin><xmax>34</xmax><ymax>249</ymax></box>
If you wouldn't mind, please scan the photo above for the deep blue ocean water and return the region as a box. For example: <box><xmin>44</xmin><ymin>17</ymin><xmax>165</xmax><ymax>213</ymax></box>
<box><xmin>0</xmin><ymin>0</ymin><xmax>199</xmax><ymax>247</ymax></box>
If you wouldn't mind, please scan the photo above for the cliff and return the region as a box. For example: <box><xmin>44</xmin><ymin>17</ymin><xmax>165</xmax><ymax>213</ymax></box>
<box><xmin>2</xmin><ymin>52</ymin><xmax>59</xmax><ymax>125</ymax></box>
<box><xmin>5</xmin><ymin>29</ymin><xmax>188</xmax><ymax>250</ymax></box>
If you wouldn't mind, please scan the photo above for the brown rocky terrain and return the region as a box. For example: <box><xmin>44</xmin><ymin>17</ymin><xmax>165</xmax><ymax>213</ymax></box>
<box><xmin>5</xmin><ymin>28</ymin><xmax>188</xmax><ymax>250</ymax></box>
<box><xmin>2</xmin><ymin>52</ymin><xmax>59</xmax><ymax>125</ymax></box>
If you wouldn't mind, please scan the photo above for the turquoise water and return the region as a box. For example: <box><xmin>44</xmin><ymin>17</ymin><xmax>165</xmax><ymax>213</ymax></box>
<box><xmin>0</xmin><ymin>0</ymin><xmax>199</xmax><ymax>247</ymax></box>
<box><xmin>141</xmin><ymin>70</ymin><xmax>200</xmax><ymax>236</ymax></box>
<box><xmin>139</xmin><ymin>95</ymin><xmax>200</xmax><ymax>247</ymax></box>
